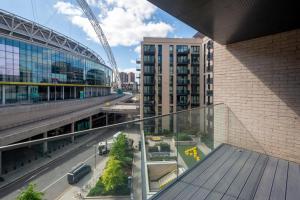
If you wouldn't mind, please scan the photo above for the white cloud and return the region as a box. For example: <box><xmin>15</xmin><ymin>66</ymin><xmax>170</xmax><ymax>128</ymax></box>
<box><xmin>134</xmin><ymin>45</ymin><xmax>141</xmax><ymax>55</ymax></box>
<box><xmin>121</xmin><ymin>67</ymin><xmax>137</xmax><ymax>73</ymax></box>
<box><xmin>54</xmin><ymin>0</ymin><xmax>173</xmax><ymax>47</ymax></box>
<box><xmin>130</xmin><ymin>59</ymin><xmax>136</xmax><ymax>64</ymax></box>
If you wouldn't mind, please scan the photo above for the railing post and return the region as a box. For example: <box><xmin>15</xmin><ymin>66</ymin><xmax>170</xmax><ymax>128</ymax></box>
<box><xmin>43</xmin><ymin>132</ymin><xmax>48</xmax><ymax>154</ymax></box>
<box><xmin>2</xmin><ymin>85</ymin><xmax>5</xmax><ymax>105</ymax></box>
<box><xmin>71</xmin><ymin>122</ymin><xmax>75</xmax><ymax>143</ymax></box>
<box><xmin>47</xmin><ymin>86</ymin><xmax>50</xmax><ymax>101</ymax></box>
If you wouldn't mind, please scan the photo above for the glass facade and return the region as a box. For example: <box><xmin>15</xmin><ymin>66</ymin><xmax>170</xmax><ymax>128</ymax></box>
<box><xmin>0</xmin><ymin>36</ymin><xmax>112</xmax><ymax>104</ymax></box>
<box><xmin>0</xmin><ymin>36</ymin><xmax>112</xmax><ymax>85</ymax></box>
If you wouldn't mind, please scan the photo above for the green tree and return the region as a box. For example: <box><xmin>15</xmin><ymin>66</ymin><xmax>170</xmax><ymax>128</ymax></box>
<box><xmin>16</xmin><ymin>183</ymin><xmax>43</xmax><ymax>200</ymax></box>
<box><xmin>101</xmin><ymin>157</ymin><xmax>126</xmax><ymax>192</ymax></box>
<box><xmin>109</xmin><ymin>134</ymin><xmax>127</xmax><ymax>161</ymax></box>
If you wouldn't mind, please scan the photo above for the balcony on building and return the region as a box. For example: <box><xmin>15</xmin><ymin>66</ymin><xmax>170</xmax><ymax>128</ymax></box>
<box><xmin>176</xmin><ymin>56</ymin><xmax>190</xmax><ymax>65</ymax></box>
<box><xmin>144</xmin><ymin>67</ymin><xmax>155</xmax><ymax>75</ymax></box>
<box><xmin>176</xmin><ymin>90</ymin><xmax>189</xmax><ymax>96</ymax></box>
<box><xmin>176</xmin><ymin>79</ymin><xmax>189</xmax><ymax>85</ymax></box>
<box><xmin>176</xmin><ymin>45</ymin><xmax>189</xmax><ymax>55</ymax></box>
<box><xmin>206</xmin><ymin>64</ymin><xmax>213</xmax><ymax>73</ymax></box>
<box><xmin>206</xmin><ymin>90</ymin><xmax>213</xmax><ymax>96</ymax></box>
<box><xmin>144</xmin><ymin>90</ymin><xmax>155</xmax><ymax>96</ymax></box>
<box><xmin>207</xmin><ymin>77</ymin><xmax>213</xmax><ymax>84</ymax></box>
<box><xmin>176</xmin><ymin>68</ymin><xmax>189</xmax><ymax>75</ymax></box>
<box><xmin>143</xmin><ymin>45</ymin><xmax>156</xmax><ymax>55</ymax></box>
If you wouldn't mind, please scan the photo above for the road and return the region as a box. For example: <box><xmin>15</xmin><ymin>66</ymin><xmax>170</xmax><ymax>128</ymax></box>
<box><xmin>0</xmin><ymin>126</ymin><xmax>125</xmax><ymax>200</ymax></box>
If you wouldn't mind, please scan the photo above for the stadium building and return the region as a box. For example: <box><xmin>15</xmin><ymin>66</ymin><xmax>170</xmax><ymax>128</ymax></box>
<box><xmin>0</xmin><ymin>9</ymin><xmax>112</xmax><ymax>105</ymax></box>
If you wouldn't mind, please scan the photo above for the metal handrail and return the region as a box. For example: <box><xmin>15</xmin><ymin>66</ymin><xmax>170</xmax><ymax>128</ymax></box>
<box><xmin>0</xmin><ymin>104</ymin><xmax>216</xmax><ymax>151</ymax></box>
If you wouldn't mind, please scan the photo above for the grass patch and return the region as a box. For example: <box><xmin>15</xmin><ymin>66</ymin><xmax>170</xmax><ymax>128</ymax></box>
<box><xmin>177</xmin><ymin>145</ymin><xmax>205</xmax><ymax>168</ymax></box>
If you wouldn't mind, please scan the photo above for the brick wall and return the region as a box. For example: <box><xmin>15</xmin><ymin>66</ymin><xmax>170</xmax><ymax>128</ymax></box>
<box><xmin>213</xmin><ymin>29</ymin><xmax>300</xmax><ymax>163</ymax></box>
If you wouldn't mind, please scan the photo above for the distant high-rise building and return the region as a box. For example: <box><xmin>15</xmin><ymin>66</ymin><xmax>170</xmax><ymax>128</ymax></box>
<box><xmin>128</xmin><ymin>72</ymin><xmax>135</xmax><ymax>83</ymax></box>
<box><xmin>119</xmin><ymin>72</ymin><xmax>129</xmax><ymax>83</ymax></box>
<box><xmin>140</xmin><ymin>37</ymin><xmax>203</xmax><ymax>119</ymax></box>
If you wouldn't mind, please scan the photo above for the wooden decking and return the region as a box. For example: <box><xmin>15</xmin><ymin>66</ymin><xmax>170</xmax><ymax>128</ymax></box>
<box><xmin>151</xmin><ymin>144</ymin><xmax>300</xmax><ymax>200</ymax></box>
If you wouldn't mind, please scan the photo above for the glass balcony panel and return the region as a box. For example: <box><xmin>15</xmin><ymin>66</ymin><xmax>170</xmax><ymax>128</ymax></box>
<box><xmin>0</xmin><ymin>104</ymin><xmax>267</xmax><ymax>200</ymax></box>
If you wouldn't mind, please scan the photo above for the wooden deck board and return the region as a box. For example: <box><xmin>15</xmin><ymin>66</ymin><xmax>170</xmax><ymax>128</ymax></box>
<box><xmin>151</xmin><ymin>144</ymin><xmax>300</xmax><ymax>200</ymax></box>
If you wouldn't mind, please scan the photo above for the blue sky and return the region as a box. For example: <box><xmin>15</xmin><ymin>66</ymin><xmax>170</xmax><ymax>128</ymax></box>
<box><xmin>0</xmin><ymin>0</ymin><xmax>196</xmax><ymax>72</ymax></box>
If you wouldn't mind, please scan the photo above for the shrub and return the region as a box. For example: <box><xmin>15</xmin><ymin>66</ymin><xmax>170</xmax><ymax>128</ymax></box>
<box><xmin>16</xmin><ymin>183</ymin><xmax>43</xmax><ymax>200</ymax></box>
<box><xmin>177</xmin><ymin>134</ymin><xmax>193</xmax><ymax>141</ymax></box>
<box><xmin>101</xmin><ymin>157</ymin><xmax>127</xmax><ymax>192</ymax></box>
<box><xmin>158</xmin><ymin>142</ymin><xmax>171</xmax><ymax>152</ymax></box>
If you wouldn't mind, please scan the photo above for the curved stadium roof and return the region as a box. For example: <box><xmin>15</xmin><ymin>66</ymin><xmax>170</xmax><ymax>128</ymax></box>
<box><xmin>0</xmin><ymin>9</ymin><xmax>107</xmax><ymax>66</ymax></box>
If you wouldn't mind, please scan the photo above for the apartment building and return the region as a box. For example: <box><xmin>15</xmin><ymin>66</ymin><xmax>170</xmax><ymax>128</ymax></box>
<box><xmin>140</xmin><ymin>37</ymin><xmax>203</xmax><ymax>119</ymax></box>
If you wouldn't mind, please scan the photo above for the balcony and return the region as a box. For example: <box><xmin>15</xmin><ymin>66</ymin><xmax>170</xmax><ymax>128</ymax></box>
<box><xmin>207</xmin><ymin>90</ymin><xmax>213</xmax><ymax>96</ymax></box>
<box><xmin>191</xmin><ymin>102</ymin><xmax>200</xmax><ymax>106</ymax></box>
<box><xmin>143</xmin><ymin>80</ymin><xmax>155</xmax><ymax>86</ymax></box>
<box><xmin>0</xmin><ymin>104</ymin><xmax>299</xmax><ymax>200</ymax></box>
<box><xmin>207</xmin><ymin>77</ymin><xmax>213</xmax><ymax>84</ymax></box>
<box><xmin>176</xmin><ymin>90</ymin><xmax>189</xmax><ymax>95</ymax></box>
<box><xmin>176</xmin><ymin>49</ymin><xmax>189</xmax><ymax>55</ymax></box>
<box><xmin>207</xmin><ymin>52</ymin><xmax>213</xmax><ymax>61</ymax></box>
<box><xmin>176</xmin><ymin>69</ymin><xmax>189</xmax><ymax>75</ymax></box>
<box><xmin>144</xmin><ymin>69</ymin><xmax>155</xmax><ymax>75</ymax></box>
<box><xmin>177</xmin><ymin>101</ymin><xmax>189</xmax><ymax>106</ymax></box>
<box><xmin>144</xmin><ymin>100</ymin><xmax>155</xmax><ymax>105</ymax></box>
<box><xmin>143</xmin><ymin>59</ymin><xmax>155</xmax><ymax>65</ymax></box>
<box><xmin>176</xmin><ymin>79</ymin><xmax>189</xmax><ymax>85</ymax></box>
<box><xmin>191</xmin><ymin>91</ymin><xmax>199</xmax><ymax>95</ymax></box>
<box><xmin>143</xmin><ymin>48</ymin><xmax>155</xmax><ymax>55</ymax></box>
<box><xmin>207</xmin><ymin>65</ymin><xmax>213</xmax><ymax>72</ymax></box>
<box><xmin>176</xmin><ymin>59</ymin><xmax>190</xmax><ymax>65</ymax></box>
<box><xmin>144</xmin><ymin>90</ymin><xmax>155</xmax><ymax>95</ymax></box>
<box><xmin>191</xmin><ymin>80</ymin><xmax>199</xmax><ymax>85</ymax></box>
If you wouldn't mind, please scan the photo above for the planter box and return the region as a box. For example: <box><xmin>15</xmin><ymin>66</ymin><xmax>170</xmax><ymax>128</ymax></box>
<box><xmin>173</xmin><ymin>138</ymin><xmax>197</xmax><ymax>146</ymax></box>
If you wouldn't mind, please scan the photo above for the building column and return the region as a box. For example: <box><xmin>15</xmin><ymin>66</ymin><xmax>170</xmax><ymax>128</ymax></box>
<box><xmin>0</xmin><ymin>150</ymin><xmax>2</xmax><ymax>175</ymax></box>
<box><xmin>89</xmin><ymin>116</ymin><xmax>93</xmax><ymax>129</ymax></box>
<box><xmin>106</xmin><ymin>113</ymin><xmax>109</xmax><ymax>126</ymax></box>
<box><xmin>113</xmin><ymin>113</ymin><xmax>116</xmax><ymax>123</ymax></box>
<box><xmin>27</xmin><ymin>86</ymin><xmax>30</xmax><ymax>102</ymax></box>
<box><xmin>2</xmin><ymin>85</ymin><xmax>5</xmax><ymax>105</ymax></box>
<box><xmin>43</xmin><ymin>132</ymin><xmax>48</xmax><ymax>154</ymax></box>
<box><xmin>47</xmin><ymin>86</ymin><xmax>50</xmax><ymax>101</ymax></box>
<box><xmin>71</xmin><ymin>122</ymin><xmax>75</xmax><ymax>143</ymax></box>
<box><xmin>74</xmin><ymin>87</ymin><xmax>77</xmax><ymax>99</ymax></box>
<box><xmin>54</xmin><ymin>86</ymin><xmax>57</xmax><ymax>101</ymax></box>
<box><xmin>83</xmin><ymin>87</ymin><xmax>86</xmax><ymax>98</ymax></box>
<box><xmin>62</xmin><ymin>86</ymin><xmax>65</xmax><ymax>100</ymax></box>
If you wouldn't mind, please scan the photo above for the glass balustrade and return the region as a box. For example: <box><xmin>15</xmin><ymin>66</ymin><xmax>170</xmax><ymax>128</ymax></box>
<box><xmin>0</xmin><ymin>104</ymin><xmax>266</xmax><ymax>200</ymax></box>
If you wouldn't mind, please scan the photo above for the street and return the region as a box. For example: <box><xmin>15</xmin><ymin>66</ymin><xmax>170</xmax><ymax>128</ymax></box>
<box><xmin>0</xmin><ymin>126</ymin><xmax>124</xmax><ymax>200</ymax></box>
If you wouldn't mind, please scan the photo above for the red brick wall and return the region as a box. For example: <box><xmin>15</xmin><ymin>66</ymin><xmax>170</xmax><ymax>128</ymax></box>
<box><xmin>214</xmin><ymin>29</ymin><xmax>300</xmax><ymax>162</ymax></box>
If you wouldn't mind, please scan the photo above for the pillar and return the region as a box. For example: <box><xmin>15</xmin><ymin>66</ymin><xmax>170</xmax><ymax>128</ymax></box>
<box><xmin>113</xmin><ymin>113</ymin><xmax>116</xmax><ymax>123</ymax></box>
<box><xmin>0</xmin><ymin>150</ymin><xmax>2</xmax><ymax>175</ymax></box>
<box><xmin>2</xmin><ymin>85</ymin><xmax>5</xmax><ymax>105</ymax></box>
<box><xmin>62</xmin><ymin>86</ymin><xmax>65</xmax><ymax>100</ymax></box>
<box><xmin>106</xmin><ymin>113</ymin><xmax>108</xmax><ymax>126</ymax></box>
<box><xmin>43</xmin><ymin>132</ymin><xmax>48</xmax><ymax>153</ymax></box>
<box><xmin>71</xmin><ymin>122</ymin><xmax>75</xmax><ymax>143</ymax></box>
<box><xmin>47</xmin><ymin>86</ymin><xmax>50</xmax><ymax>101</ymax></box>
<box><xmin>27</xmin><ymin>85</ymin><xmax>30</xmax><ymax>102</ymax></box>
<box><xmin>74</xmin><ymin>87</ymin><xmax>77</xmax><ymax>99</ymax></box>
<box><xmin>89</xmin><ymin>116</ymin><xmax>93</xmax><ymax>129</ymax></box>
<box><xmin>54</xmin><ymin>86</ymin><xmax>57</xmax><ymax>101</ymax></box>
<box><xmin>83</xmin><ymin>87</ymin><xmax>86</xmax><ymax>98</ymax></box>
<box><xmin>91</xmin><ymin>87</ymin><xmax>93</xmax><ymax>97</ymax></box>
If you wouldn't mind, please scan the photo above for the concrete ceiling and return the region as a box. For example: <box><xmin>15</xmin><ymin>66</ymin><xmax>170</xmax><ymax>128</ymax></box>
<box><xmin>148</xmin><ymin>0</ymin><xmax>300</xmax><ymax>44</ymax></box>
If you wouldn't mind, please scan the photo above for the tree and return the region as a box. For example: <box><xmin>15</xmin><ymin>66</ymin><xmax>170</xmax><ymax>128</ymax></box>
<box><xmin>16</xmin><ymin>183</ymin><xmax>43</xmax><ymax>200</ymax></box>
<box><xmin>109</xmin><ymin>134</ymin><xmax>127</xmax><ymax>161</ymax></box>
<box><xmin>101</xmin><ymin>157</ymin><xmax>126</xmax><ymax>192</ymax></box>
